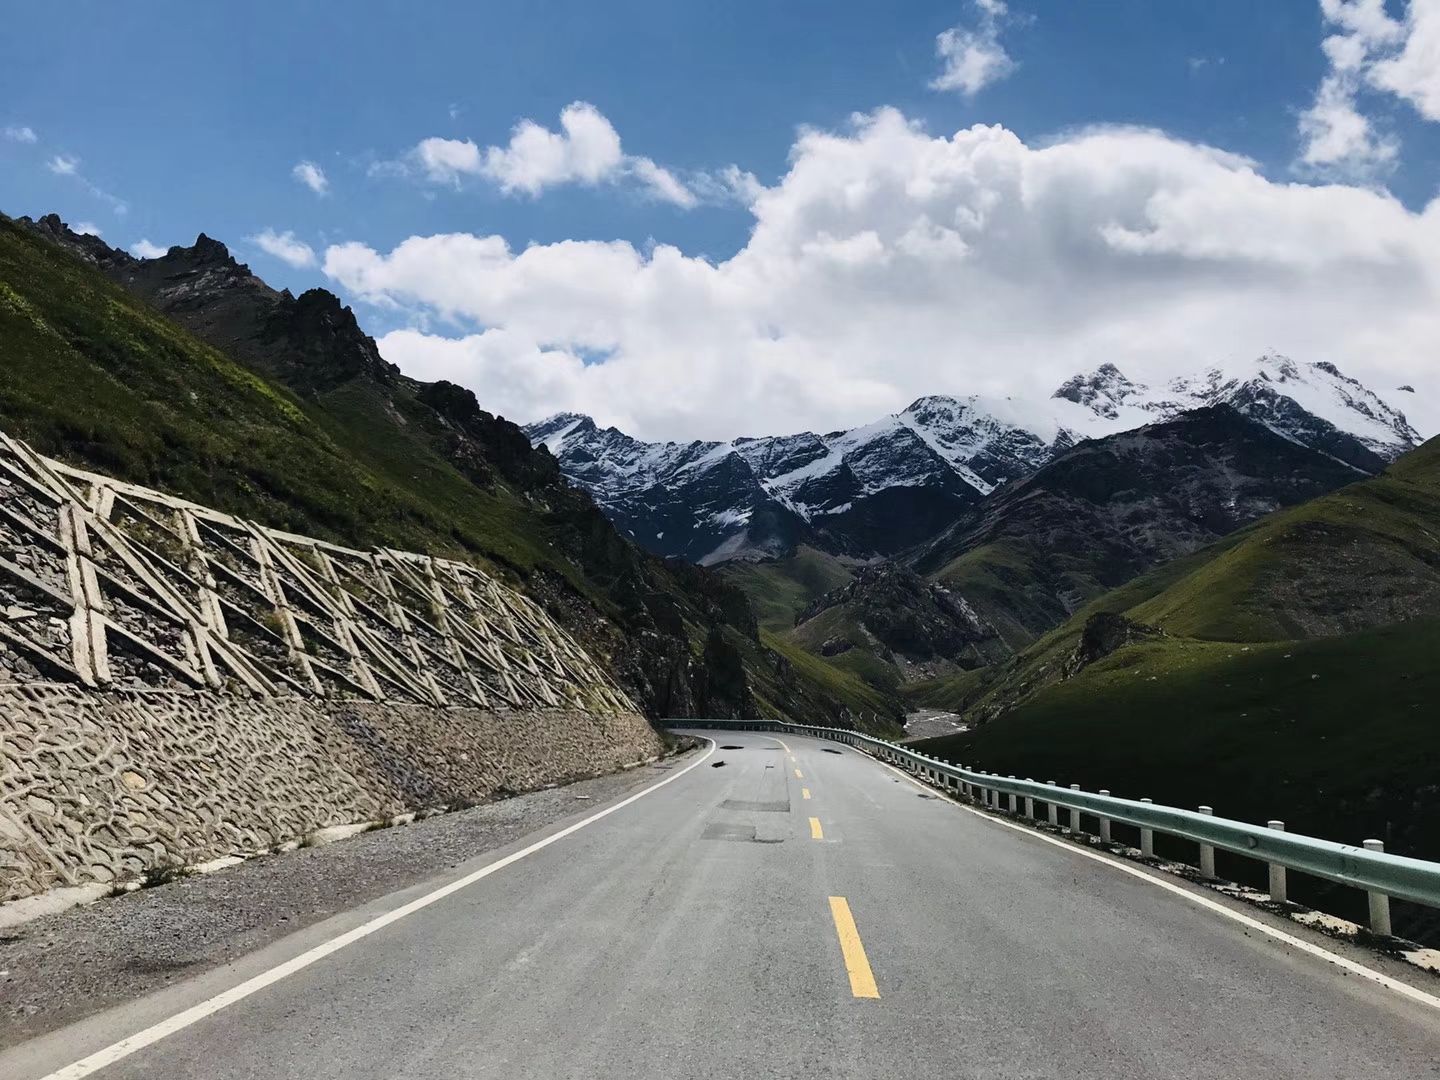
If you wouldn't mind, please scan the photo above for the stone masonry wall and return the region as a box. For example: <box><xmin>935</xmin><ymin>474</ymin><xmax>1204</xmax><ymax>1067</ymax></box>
<box><xmin>0</xmin><ymin>682</ymin><xmax>665</xmax><ymax>903</ymax></box>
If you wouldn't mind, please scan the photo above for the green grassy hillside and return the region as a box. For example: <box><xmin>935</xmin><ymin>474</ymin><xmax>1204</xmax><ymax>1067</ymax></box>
<box><xmin>914</xmin><ymin>618</ymin><xmax>1440</xmax><ymax>935</ymax></box>
<box><xmin>911</xmin><ymin>438</ymin><xmax>1440</xmax><ymax>934</ymax></box>
<box><xmin>717</xmin><ymin>547</ymin><xmax>854</xmax><ymax>633</ymax></box>
<box><xmin>0</xmin><ymin>215</ymin><xmax>897</xmax><ymax>727</ymax></box>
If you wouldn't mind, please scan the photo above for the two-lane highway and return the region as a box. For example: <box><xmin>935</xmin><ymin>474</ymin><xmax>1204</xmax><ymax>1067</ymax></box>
<box><xmin>5</xmin><ymin>730</ymin><xmax>1440</xmax><ymax>1079</ymax></box>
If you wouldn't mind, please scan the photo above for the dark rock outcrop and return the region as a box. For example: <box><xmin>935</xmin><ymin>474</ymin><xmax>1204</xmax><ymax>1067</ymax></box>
<box><xmin>1062</xmin><ymin>612</ymin><xmax>1165</xmax><ymax>677</ymax></box>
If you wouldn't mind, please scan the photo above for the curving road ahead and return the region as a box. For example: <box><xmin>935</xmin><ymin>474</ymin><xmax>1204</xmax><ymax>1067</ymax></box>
<box><xmin>4</xmin><ymin>730</ymin><xmax>1440</xmax><ymax>1080</ymax></box>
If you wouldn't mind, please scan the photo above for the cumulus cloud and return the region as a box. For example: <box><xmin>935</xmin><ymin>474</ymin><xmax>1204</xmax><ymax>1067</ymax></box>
<box><xmin>392</xmin><ymin>102</ymin><xmax>701</xmax><ymax>207</ymax></box>
<box><xmin>292</xmin><ymin>160</ymin><xmax>329</xmax><ymax>195</ymax></box>
<box><xmin>1298</xmin><ymin>0</ymin><xmax>1440</xmax><ymax>174</ymax></box>
<box><xmin>930</xmin><ymin>0</ymin><xmax>1019</xmax><ymax>96</ymax></box>
<box><xmin>47</xmin><ymin>153</ymin><xmax>79</xmax><ymax>175</ymax></box>
<box><xmin>324</xmin><ymin>109</ymin><xmax>1440</xmax><ymax>442</ymax></box>
<box><xmin>482</xmin><ymin>101</ymin><xmax>624</xmax><ymax>194</ymax></box>
<box><xmin>413</xmin><ymin>136</ymin><xmax>484</xmax><ymax>184</ymax></box>
<box><xmin>2</xmin><ymin>125</ymin><xmax>37</xmax><ymax>143</ymax></box>
<box><xmin>250</xmin><ymin>228</ymin><xmax>317</xmax><ymax>268</ymax></box>
<box><xmin>1369</xmin><ymin>0</ymin><xmax>1440</xmax><ymax>120</ymax></box>
<box><xmin>130</xmin><ymin>239</ymin><xmax>168</xmax><ymax>259</ymax></box>
<box><xmin>72</xmin><ymin>222</ymin><xmax>102</xmax><ymax>237</ymax></box>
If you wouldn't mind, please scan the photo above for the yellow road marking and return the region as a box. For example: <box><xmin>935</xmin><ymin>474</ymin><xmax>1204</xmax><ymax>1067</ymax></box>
<box><xmin>828</xmin><ymin>896</ymin><xmax>879</xmax><ymax>998</ymax></box>
<box><xmin>794</xmin><ymin>768</ymin><xmax>803</xmax><ymax>779</ymax></box>
<box><xmin>802</xmin><ymin>787</ymin><xmax>811</xmax><ymax>800</ymax></box>
<box><xmin>809</xmin><ymin>817</ymin><xmax>824</xmax><ymax>840</ymax></box>
<box><xmin>774</xmin><ymin>737</ymin><xmax>792</xmax><ymax>753</ymax></box>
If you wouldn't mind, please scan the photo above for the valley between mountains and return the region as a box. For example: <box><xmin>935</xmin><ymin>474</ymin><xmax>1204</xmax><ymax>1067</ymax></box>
<box><xmin>6</xmin><ymin>209</ymin><xmax>1440</xmax><ymax>935</ymax></box>
<box><xmin>529</xmin><ymin>320</ymin><xmax>1440</xmax><ymax>930</ymax></box>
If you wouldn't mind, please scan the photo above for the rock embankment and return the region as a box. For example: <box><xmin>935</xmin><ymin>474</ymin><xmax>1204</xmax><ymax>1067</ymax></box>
<box><xmin>0</xmin><ymin>682</ymin><xmax>664</xmax><ymax>903</ymax></box>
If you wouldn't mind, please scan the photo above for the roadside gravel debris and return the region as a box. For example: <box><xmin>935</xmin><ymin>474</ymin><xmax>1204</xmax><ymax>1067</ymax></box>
<box><xmin>0</xmin><ymin>753</ymin><xmax>695</xmax><ymax>1047</ymax></box>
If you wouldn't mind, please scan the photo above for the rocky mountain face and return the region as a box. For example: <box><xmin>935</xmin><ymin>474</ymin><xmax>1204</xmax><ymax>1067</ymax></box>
<box><xmin>6</xmin><ymin>214</ymin><xmax>821</xmax><ymax>722</ymax></box>
<box><xmin>527</xmin><ymin>394</ymin><xmax>1078</xmax><ymax>564</ymax></box>
<box><xmin>791</xmin><ymin>564</ymin><xmax>1010</xmax><ymax>677</ymax></box>
<box><xmin>530</xmin><ymin>356</ymin><xmax>1422</xmax><ymax>568</ymax></box>
<box><xmin>910</xmin><ymin>406</ymin><xmax>1372</xmax><ymax>646</ymax></box>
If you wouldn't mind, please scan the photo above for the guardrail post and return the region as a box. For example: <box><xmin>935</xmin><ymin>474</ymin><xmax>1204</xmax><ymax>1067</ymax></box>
<box><xmin>1098</xmin><ymin>791</ymin><xmax>1112</xmax><ymax>842</ymax></box>
<box><xmin>1267</xmin><ymin>821</ymin><xmax>1287</xmax><ymax>903</ymax></box>
<box><xmin>1363</xmin><ymin>840</ymin><xmax>1393</xmax><ymax>936</ymax></box>
<box><xmin>1139</xmin><ymin>798</ymin><xmax>1154</xmax><ymax>857</ymax></box>
<box><xmin>1046</xmin><ymin>782</ymin><xmax>1058</xmax><ymax>826</ymax></box>
<box><xmin>1198</xmin><ymin>806</ymin><xmax>1216</xmax><ymax>878</ymax></box>
<box><xmin>1024</xmin><ymin>781</ymin><xmax>1035</xmax><ymax>819</ymax></box>
<box><xmin>1068</xmin><ymin>784</ymin><xmax>1082</xmax><ymax>835</ymax></box>
<box><xmin>1006</xmin><ymin>776</ymin><xmax>1017</xmax><ymax>813</ymax></box>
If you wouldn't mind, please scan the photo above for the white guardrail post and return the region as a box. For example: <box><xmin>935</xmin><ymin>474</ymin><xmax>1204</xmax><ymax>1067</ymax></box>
<box><xmin>1364</xmin><ymin>840</ymin><xmax>1392</xmax><ymax>936</ymax></box>
<box><xmin>1198</xmin><ymin>806</ymin><xmax>1216</xmax><ymax>878</ymax></box>
<box><xmin>1268</xmin><ymin>821</ymin><xmax>1287</xmax><ymax>903</ymax></box>
<box><xmin>1023</xmin><ymin>783</ymin><xmax>1035</xmax><ymax>820</ymax></box>
<box><xmin>1139</xmin><ymin>798</ymin><xmax>1154</xmax><ymax>857</ymax></box>
<box><xmin>1046</xmin><ymin>782</ymin><xmax>1059</xmax><ymax>826</ymax></box>
<box><xmin>1098</xmin><ymin>792</ymin><xmax>1112</xmax><ymax>843</ymax></box>
<box><xmin>1068</xmin><ymin>784</ymin><xmax>1082</xmax><ymax>835</ymax></box>
<box><xmin>1007</xmin><ymin>777</ymin><xmax>1018</xmax><ymax>813</ymax></box>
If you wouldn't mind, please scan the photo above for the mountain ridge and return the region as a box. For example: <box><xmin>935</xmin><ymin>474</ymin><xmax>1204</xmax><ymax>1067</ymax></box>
<box><xmin>529</xmin><ymin>355</ymin><xmax>1423</xmax><ymax>566</ymax></box>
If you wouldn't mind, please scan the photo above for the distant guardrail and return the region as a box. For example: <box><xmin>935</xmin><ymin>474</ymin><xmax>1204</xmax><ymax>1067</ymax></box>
<box><xmin>662</xmin><ymin>719</ymin><xmax>1440</xmax><ymax>937</ymax></box>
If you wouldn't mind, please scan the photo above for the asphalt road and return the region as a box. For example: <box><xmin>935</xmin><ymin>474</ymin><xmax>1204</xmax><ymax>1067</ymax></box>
<box><xmin>4</xmin><ymin>730</ymin><xmax>1440</xmax><ymax>1080</ymax></box>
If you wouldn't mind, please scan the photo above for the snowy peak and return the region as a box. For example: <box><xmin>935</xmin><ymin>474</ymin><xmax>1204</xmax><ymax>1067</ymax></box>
<box><xmin>1054</xmin><ymin>354</ymin><xmax>1420</xmax><ymax>464</ymax></box>
<box><xmin>527</xmin><ymin>355</ymin><xmax>1425</xmax><ymax>566</ymax></box>
<box><xmin>1052</xmin><ymin>363</ymin><xmax>1144</xmax><ymax>420</ymax></box>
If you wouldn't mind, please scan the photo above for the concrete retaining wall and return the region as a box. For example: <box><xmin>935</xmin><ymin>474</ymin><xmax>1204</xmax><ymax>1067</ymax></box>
<box><xmin>0</xmin><ymin>681</ymin><xmax>664</xmax><ymax>903</ymax></box>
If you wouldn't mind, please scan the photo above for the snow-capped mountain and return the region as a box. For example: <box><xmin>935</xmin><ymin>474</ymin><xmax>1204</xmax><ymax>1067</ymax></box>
<box><xmin>1052</xmin><ymin>354</ymin><xmax>1420</xmax><ymax>472</ymax></box>
<box><xmin>527</xmin><ymin>355</ymin><xmax>1423</xmax><ymax>565</ymax></box>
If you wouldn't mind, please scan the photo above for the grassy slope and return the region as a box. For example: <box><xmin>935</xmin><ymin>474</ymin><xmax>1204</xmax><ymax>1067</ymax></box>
<box><xmin>0</xmin><ymin>219</ymin><xmax>898</xmax><ymax>727</ymax></box>
<box><xmin>0</xmin><ymin>219</ymin><xmax>551</xmax><ymax>574</ymax></box>
<box><xmin>718</xmin><ymin>546</ymin><xmax>853</xmax><ymax>633</ymax></box>
<box><xmin>929</xmin><ymin>538</ymin><xmax>1087</xmax><ymax>651</ymax></box>
<box><xmin>720</xmin><ymin>547</ymin><xmax>907</xmax><ymax>724</ymax></box>
<box><xmin>913</xmin><ymin>619</ymin><xmax>1440</xmax><ymax>933</ymax></box>
<box><xmin>911</xmin><ymin>441</ymin><xmax>1440</xmax><ymax>933</ymax></box>
<box><xmin>756</xmin><ymin>630</ymin><xmax>902</xmax><ymax>734</ymax></box>
<box><xmin>1127</xmin><ymin>439</ymin><xmax>1440</xmax><ymax>640</ymax></box>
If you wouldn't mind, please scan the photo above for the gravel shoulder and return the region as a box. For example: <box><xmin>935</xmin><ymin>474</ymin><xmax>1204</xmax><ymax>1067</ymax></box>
<box><xmin>0</xmin><ymin>749</ymin><xmax>697</xmax><ymax>1048</ymax></box>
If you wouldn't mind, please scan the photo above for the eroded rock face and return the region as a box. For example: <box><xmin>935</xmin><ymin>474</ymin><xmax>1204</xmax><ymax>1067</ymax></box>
<box><xmin>0</xmin><ymin>683</ymin><xmax>665</xmax><ymax>903</ymax></box>
<box><xmin>1062</xmin><ymin>612</ymin><xmax>1165</xmax><ymax>678</ymax></box>
<box><xmin>796</xmin><ymin>564</ymin><xmax>1006</xmax><ymax>667</ymax></box>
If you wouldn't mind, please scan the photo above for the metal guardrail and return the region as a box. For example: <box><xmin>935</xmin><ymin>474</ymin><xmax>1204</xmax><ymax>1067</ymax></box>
<box><xmin>663</xmin><ymin>718</ymin><xmax>1440</xmax><ymax>936</ymax></box>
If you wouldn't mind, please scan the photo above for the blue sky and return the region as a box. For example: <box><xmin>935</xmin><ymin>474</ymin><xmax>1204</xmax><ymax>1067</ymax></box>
<box><xmin>4</xmin><ymin>1</ymin><xmax>1439</xmax><ymax>439</ymax></box>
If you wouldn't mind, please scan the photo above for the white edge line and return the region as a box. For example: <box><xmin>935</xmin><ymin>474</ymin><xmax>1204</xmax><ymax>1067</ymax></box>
<box><xmin>870</xmin><ymin>753</ymin><xmax>1440</xmax><ymax>1014</ymax></box>
<box><xmin>37</xmin><ymin>738</ymin><xmax>717</xmax><ymax>1080</ymax></box>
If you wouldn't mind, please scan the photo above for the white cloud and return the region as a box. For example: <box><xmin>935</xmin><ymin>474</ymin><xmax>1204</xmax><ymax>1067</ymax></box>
<box><xmin>930</xmin><ymin>0</ymin><xmax>1018</xmax><ymax>96</ymax></box>
<box><xmin>1369</xmin><ymin>0</ymin><xmax>1440</xmax><ymax>120</ymax></box>
<box><xmin>1297</xmin><ymin>73</ymin><xmax>1398</xmax><ymax>172</ymax></box>
<box><xmin>482</xmin><ymin>102</ymin><xmax>624</xmax><ymax>194</ymax></box>
<box><xmin>414</xmin><ymin>136</ymin><xmax>484</xmax><ymax>184</ymax></box>
<box><xmin>43</xmin><ymin>153</ymin><xmax>129</xmax><ymax>215</ymax></box>
<box><xmin>72</xmin><ymin>222</ymin><xmax>102</xmax><ymax>237</ymax></box>
<box><xmin>292</xmin><ymin>160</ymin><xmax>329</xmax><ymax>195</ymax></box>
<box><xmin>629</xmin><ymin>157</ymin><xmax>698</xmax><ymax>208</ymax></box>
<box><xmin>393</xmin><ymin>102</ymin><xmax>700</xmax><ymax>207</ymax></box>
<box><xmin>1298</xmin><ymin>0</ymin><xmax>1440</xmax><ymax>173</ymax></box>
<box><xmin>2</xmin><ymin>125</ymin><xmax>37</xmax><ymax>143</ymax></box>
<box><xmin>322</xmin><ymin>110</ymin><xmax>1440</xmax><ymax>443</ymax></box>
<box><xmin>250</xmin><ymin>228</ymin><xmax>317</xmax><ymax>268</ymax></box>
<box><xmin>130</xmin><ymin>239</ymin><xmax>168</xmax><ymax>259</ymax></box>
